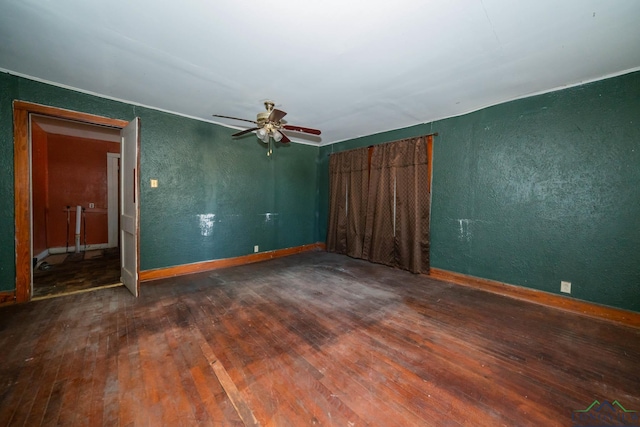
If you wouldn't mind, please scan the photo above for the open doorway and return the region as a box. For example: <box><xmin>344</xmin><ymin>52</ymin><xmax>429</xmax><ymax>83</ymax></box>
<box><xmin>30</xmin><ymin>115</ymin><xmax>122</xmax><ymax>298</ymax></box>
<box><xmin>13</xmin><ymin>101</ymin><xmax>139</xmax><ymax>302</ymax></box>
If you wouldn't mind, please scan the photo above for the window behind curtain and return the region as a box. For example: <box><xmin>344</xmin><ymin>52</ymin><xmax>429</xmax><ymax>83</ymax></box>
<box><xmin>327</xmin><ymin>135</ymin><xmax>432</xmax><ymax>274</ymax></box>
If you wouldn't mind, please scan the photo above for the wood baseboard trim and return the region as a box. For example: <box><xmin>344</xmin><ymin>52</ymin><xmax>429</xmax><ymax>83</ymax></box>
<box><xmin>428</xmin><ymin>268</ymin><xmax>640</xmax><ymax>328</ymax></box>
<box><xmin>140</xmin><ymin>243</ymin><xmax>326</xmax><ymax>282</ymax></box>
<box><xmin>0</xmin><ymin>291</ymin><xmax>16</xmax><ymax>306</ymax></box>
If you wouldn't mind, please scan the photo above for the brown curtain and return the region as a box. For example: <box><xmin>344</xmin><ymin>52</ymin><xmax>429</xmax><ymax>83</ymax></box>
<box><xmin>362</xmin><ymin>136</ymin><xmax>430</xmax><ymax>273</ymax></box>
<box><xmin>326</xmin><ymin>147</ymin><xmax>370</xmax><ymax>258</ymax></box>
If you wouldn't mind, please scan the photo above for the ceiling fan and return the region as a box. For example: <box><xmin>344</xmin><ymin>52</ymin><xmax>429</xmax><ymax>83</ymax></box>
<box><xmin>213</xmin><ymin>101</ymin><xmax>321</xmax><ymax>156</ymax></box>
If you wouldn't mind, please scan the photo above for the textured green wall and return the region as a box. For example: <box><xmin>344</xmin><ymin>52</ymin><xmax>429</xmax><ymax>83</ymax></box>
<box><xmin>319</xmin><ymin>71</ymin><xmax>640</xmax><ymax>312</ymax></box>
<box><xmin>138</xmin><ymin>108</ymin><xmax>318</xmax><ymax>268</ymax></box>
<box><xmin>0</xmin><ymin>74</ymin><xmax>19</xmax><ymax>292</ymax></box>
<box><xmin>0</xmin><ymin>73</ymin><xmax>319</xmax><ymax>291</ymax></box>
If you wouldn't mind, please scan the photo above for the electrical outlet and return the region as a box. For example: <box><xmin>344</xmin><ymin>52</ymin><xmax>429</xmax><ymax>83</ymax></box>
<box><xmin>150</xmin><ymin>179</ymin><xmax>158</xmax><ymax>188</ymax></box>
<box><xmin>254</xmin><ymin>245</ymin><xmax>259</xmax><ymax>253</ymax></box>
<box><xmin>561</xmin><ymin>281</ymin><xmax>571</xmax><ymax>294</ymax></box>
<box><xmin>89</xmin><ymin>203</ymin><xmax>95</xmax><ymax>209</ymax></box>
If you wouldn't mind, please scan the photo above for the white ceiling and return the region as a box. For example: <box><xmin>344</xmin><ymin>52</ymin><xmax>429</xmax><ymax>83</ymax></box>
<box><xmin>1</xmin><ymin>0</ymin><xmax>639</xmax><ymax>146</ymax></box>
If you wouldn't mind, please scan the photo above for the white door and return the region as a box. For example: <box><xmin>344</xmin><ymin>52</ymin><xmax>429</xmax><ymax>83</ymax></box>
<box><xmin>120</xmin><ymin>118</ymin><xmax>140</xmax><ymax>296</ymax></box>
<box><xmin>107</xmin><ymin>152</ymin><xmax>120</xmax><ymax>248</ymax></box>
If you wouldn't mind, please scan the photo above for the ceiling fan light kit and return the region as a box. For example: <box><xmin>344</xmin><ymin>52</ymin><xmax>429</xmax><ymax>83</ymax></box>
<box><xmin>213</xmin><ymin>101</ymin><xmax>321</xmax><ymax>156</ymax></box>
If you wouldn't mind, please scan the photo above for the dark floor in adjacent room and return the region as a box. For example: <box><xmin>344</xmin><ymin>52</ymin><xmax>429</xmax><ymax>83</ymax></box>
<box><xmin>1</xmin><ymin>251</ymin><xmax>638</xmax><ymax>426</ymax></box>
<box><xmin>32</xmin><ymin>248</ymin><xmax>121</xmax><ymax>298</ymax></box>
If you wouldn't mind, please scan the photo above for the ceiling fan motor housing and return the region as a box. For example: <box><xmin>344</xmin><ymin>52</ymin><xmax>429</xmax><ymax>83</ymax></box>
<box><xmin>256</xmin><ymin>111</ymin><xmax>270</xmax><ymax>126</ymax></box>
<box><xmin>257</xmin><ymin>100</ymin><xmax>276</xmax><ymax>127</ymax></box>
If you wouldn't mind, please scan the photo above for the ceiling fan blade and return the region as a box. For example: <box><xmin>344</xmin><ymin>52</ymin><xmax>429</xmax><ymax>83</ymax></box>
<box><xmin>232</xmin><ymin>127</ymin><xmax>260</xmax><ymax>137</ymax></box>
<box><xmin>279</xmin><ymin>132</ymin><xmax>291</xmax><ymax>143</ymax></box>
<box><xmin>282</xmin><ymin>124</ymin><xmax>321</xmax><ymax>135</ymax></box>
<box><xmin>212</xmin><ymin>114</ymin><xmax>258</xmax><ymax>125</ymax></box>
<box><xmin>269</xmin><ymin>109</ymin><xmax>287</xmax><ymax>122</ymax></box>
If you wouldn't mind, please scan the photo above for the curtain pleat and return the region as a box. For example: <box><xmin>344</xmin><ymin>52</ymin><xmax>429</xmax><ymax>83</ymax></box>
<box><xmin>327</xmin><ymin>154</ymin><xmax>347</xmax><ymax>253</ymax></box>
<box><xmin>363</xmin><ymin>136</ymin><xmax>430</xmax><ymax>273</ymax></box>
<box><xmin>362</xmin><ymin>146</ymin><xmax>396</xmax><ymax>267</ymax></box>
<box><xmin>327</xmin><ymin>147</ymin><xmax>369</xmax><ymax>257</ymax></box>
<box><xmin>394</xmin><ymin>137</ymin><xmax>430</xmax><ymax>273</ymax></box>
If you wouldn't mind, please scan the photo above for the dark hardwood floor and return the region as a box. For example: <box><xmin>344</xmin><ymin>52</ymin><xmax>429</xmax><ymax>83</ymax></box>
<box><xmin>1</xmin><ymin>251</ymin><xmax>638</xmax><ymax>426</ymax></box>
<box><xmin>32</xmin><ymin>248</ymin><xmax>121</xmax><ymax>298</ymax></box>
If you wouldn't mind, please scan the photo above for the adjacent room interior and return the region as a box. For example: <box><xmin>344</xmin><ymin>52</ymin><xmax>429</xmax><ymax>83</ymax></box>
<box><xmin>0</xmin><ymin>1</ymin><xmax>639</xmax><ymax>425</ymax></box>
<box><xmin>30</xmin><ymin>115</ymin><xmax>122</xmax><ymax>298</ymax></box>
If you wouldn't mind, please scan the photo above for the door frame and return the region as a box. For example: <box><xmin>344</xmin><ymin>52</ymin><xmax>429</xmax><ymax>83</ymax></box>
<box><xmin>13</xmin><ymin>101</ymin><xmax>131</xmax><ymax>302</ymax></box>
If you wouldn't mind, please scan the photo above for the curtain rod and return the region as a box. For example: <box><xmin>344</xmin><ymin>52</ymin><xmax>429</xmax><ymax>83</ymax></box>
<box><xmin>367</xmin><ymin>132</ymin><xmax>438</xmax><ymax>148</ymax></box>
<box><xmin>327</xmin><ymin>132</ymin><xmax>438</xmax><ymax>156</ymax></box>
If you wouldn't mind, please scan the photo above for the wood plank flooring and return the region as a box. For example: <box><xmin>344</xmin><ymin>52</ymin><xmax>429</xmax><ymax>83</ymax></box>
<box><xmin>1</xmin><ymin>251</ymin><xmax>639</xmax><ymax>426</ymax></box>
<box><xmin>32</xmin><ymin>248</ymin><xmax>121</xmax><ymax>298</ymax></box>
